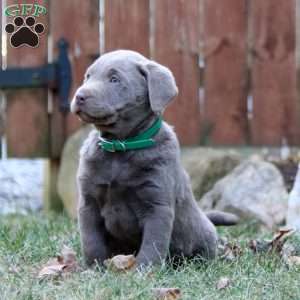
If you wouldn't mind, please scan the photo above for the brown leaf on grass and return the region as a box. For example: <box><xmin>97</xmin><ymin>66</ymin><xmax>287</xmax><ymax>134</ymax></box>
<box><xmin>58</xmin><ymin>245</ymin><xmax>78</xmax><ymax>272</ymax></box>
<box><xmin>152</xmin><ymin>287</ymin><xmax>181</xmax><ymax>300</ymax></box>
<box><xmin>216</xmin><ymin>277</ymin><xmax>231</xmax><ymax>290</ymax></box>
<box><xmin>38</xmin><ymin>245</ymin><xmax>79</xmax><ymax>279</ymax></box>
<box><xmin>269</xmin><ymin>229</ymin><xmax>295</xmax><ymax>252</ymax></box>
<box><xmin>38</xmin><ymin>263</ymin><xmax>67</xmax><ymax>279</ymax></box>
<box><xmin>284</xmin><ymin>255</ymin><xmax>300</xmax><ymax>266</ymax></box>
<box><xmin>104</xmin><ymin>254</ymin><xmax>136</xmax><ymax>272</ymax></box>
<box><xmin>249</xmin><ymin>228</ymin><xmax>295</xmax><ymax>254</ymax></box>
<box><xmin>220</xmin><ymin>242</ymin><xmax>242</xmax><ymax>261</ymax></box>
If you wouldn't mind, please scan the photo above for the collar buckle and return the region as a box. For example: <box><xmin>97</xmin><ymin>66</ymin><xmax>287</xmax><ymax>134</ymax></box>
<box><xmin>98</xmin><ymin>137</ymin><xmax>115</xmax><ymax>152</ymax></box>
<box><xmin>115</xmin><ymin>140</ymin><xmax>126</xmax><ymax>152</ymax></box>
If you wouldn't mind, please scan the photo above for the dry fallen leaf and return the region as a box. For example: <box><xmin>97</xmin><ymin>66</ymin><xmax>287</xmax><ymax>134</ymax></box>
<box><xmin>216</xmin><ymin>277</ymin><xmax>230</xmax><ymax>290</ymax></box>
<box><xmin>269</xmin><ymin>228</ymin><xmax>295</xmax><ymax>252</ymax></box>
<box><xmin>38</xmin><ymin>245</ymin><xmax>79</xmax><ymax>279</ymax></box>
<box><xmin>286</xmin><ymin>256</ymin><xmax>300</xmax><ymax>266</ymax></box>
<box><xmin>104</xmin><ymin>254</ymin><xmax>136</xmax><ymax>272</ymax></box>
<box><xmin>152</xmin><ymin>287</ymin><xmax>181</xmax><ymax>300</ymax></box>
<box><xmin>58</xmin><ymin>245</ymin><xmax>78</xmax><ymax>272</ymax></box>
<box><xmin>249</xmin><ymin>228</ymin><xmax>295</xmax><ymax>254</ymax></box>
<box><xmin>220</xmin><ymin>242</ymin><xmax>242</xmax><ymax>261</ymax></box>
<box><xmin>38</xmin><ymin>263</ymin><xmax>67</xmax><ymax>279</ymax></box>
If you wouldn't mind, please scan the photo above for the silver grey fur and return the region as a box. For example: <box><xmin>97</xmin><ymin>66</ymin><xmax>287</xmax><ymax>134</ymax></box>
<box><xmin>71</xmin><ymin>50</ymin><xmax>238</xmax><ymax>267</ymax></box>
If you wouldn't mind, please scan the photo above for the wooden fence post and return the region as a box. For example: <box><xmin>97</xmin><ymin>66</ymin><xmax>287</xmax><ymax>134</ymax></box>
<box><xmin>154</xmin><ymin>0</ymin><xmax>201</xmax><ymax>145</ymax></box>
<box><xmin>203</xmin><ymin>0</ymin><xmax>248</xmax><ymax>145</ymax></box>
<box><xmin>0</xmin><ymin>1</ymin><xmax>3</xmax><ymax>144</ymax></box>
<box><xmin>105</xmin><ymin>0</ymin><xmax>150</xmax><ymax>56</ymax></box>
<box><xmin>5</xmin><ymin>0</ymin><xmax>49</xmax><ymax>157</ymax></box>
<box><xmin>250</xmin><ymin>0</ymin><xmax>300</xmax><ymax>145</ymax></box>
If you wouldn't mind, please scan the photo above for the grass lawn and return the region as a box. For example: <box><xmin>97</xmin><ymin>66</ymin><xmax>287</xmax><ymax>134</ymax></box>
<box><xmin>0</xmin><ymin>214</ymin><xmax>299</xmax><ymax>300</ymax></box>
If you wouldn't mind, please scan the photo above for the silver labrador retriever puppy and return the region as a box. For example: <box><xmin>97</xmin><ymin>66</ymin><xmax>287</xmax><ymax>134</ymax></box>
<box><xmin>71</xmin><ymin>50</ymin><xmax>238</xmax><ymax>267</ymax></box>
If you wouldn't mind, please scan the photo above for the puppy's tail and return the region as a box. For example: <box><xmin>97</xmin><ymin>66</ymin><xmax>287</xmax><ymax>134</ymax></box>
<box><xmin>206</xmin><ymin>211</ymin><xmax>239</xmax><ymax>226</ymax></box>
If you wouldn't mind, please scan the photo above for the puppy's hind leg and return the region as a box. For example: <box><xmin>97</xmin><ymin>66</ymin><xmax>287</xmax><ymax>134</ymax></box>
<box><xmin>190</xmin><ymin>210</ymin><xmax>219</xmax><ymax>260</ymax></box>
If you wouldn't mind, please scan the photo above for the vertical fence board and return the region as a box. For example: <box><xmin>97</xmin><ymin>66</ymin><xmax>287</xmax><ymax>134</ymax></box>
<box><xmin>297</xmin><ymin>0</ymin><xmax>300</xmax><ymax>143</ymax></box>
<box><xmin>5</xmin><ymin>0</ymin><xmax>49</xmax><ymax>157</ymax></box>
<box><xmin>250</xmin><ymin>0</ymin><xmax>300</xmax><ymax>145</ymax></box>
<box><xmin>0</xmin><ymin>1</ymin><xmax>3</xmax><ymax>140</ymax></box>
<box><xmin>50</xmin><ymin>0</ymin><xmax>100</xmax><ymax>157</ymax></box>
<box><xmin>0</xmin><ymin>0</ymin><xmax>1</xmax><ymax>63</ymax></box>
<box><xmin>154</xmin><ymin>0</ymin><xmax>201</xmax><ymax>145</ymax></box>
<box><xmin>203</xmin><ymin>0</ymin><xmax>247</xmax><ymax>145</ymax></box>
<box><xmin>105</xmin><ymin>0</ymin><xmax>149</xmax><ymax>56</ymax></box>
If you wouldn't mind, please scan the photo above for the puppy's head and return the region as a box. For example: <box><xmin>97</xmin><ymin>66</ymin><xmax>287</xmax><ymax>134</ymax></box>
<box><xmin>71</xmin><ymin>50</ymin><xmax>178</xmax><ymax>137</ymax></box>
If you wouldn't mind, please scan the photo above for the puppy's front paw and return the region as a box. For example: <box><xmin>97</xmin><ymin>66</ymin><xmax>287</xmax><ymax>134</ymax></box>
<box><xmin>84</xmin><ymin>255</ymin><xmax>105</xmax><ymax>267</ymax></box>
<box><xmin>136</xmin><ymin>252</ymin><xmax>163</xmax><ymax>269</ymax></box>
<box><xmin>83</xmin><ymin>248</ymin><xmax>109</xmax><ymax>267</ymax></box>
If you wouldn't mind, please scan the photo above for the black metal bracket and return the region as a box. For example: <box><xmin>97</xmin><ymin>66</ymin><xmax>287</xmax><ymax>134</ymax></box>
<box><xmin>0</xmin><ymin>38</ymin><xmax>72</xmax><ymax>113</ymax></box>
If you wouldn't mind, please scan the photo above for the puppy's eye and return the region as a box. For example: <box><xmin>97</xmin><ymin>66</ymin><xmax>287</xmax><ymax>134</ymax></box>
<box><xmin>86</xmin><ymin>74</ymin><xmax>90</xmax><ymax>79</ymax></box>
<box><xmin>110</xmin><ymin>75</ymin><xmax>120</xmax><ymax>83</ymax></box>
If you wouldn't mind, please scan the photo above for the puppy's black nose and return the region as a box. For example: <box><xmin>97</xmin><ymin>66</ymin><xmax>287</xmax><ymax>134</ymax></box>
<box><xmin>76</xmin><ymin>92</ymin><xmax>86</xmax><ymax>106</ymax></box>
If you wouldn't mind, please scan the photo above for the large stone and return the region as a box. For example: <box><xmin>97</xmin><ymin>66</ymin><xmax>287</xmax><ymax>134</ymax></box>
<box><xmin>0</xmin><ymin>159</ymin><xmax>44</xmax><ymax>214</ymax></box>
<box><xmin>199</xmin><ymin>158</ymin><xmax>288</xmax><ymax>228</ymax></box>
<box><xmin>181</xmin><ymin>148</ymin><xmax>241</xmax><ymax>199</ymax></box>
<box><xmin>57</xmin><ymin>125</ymin><xmax>92</xmax><ymax>218</ymax></box>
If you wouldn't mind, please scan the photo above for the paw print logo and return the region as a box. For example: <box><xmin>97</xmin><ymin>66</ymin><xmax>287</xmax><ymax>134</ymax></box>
<box><xmin>5</xmin><ymin>16</ymin><xmax>45</xmax><ymax>48</ymax></box>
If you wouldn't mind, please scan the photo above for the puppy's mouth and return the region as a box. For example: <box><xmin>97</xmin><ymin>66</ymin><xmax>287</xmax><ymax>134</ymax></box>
<box><xmin>76</xmin><ymin>111</ymin><xmax>117</xmax><ymax>127</ymax></box>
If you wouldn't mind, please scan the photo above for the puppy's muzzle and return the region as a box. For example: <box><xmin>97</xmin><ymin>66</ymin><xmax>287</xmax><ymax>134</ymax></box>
<box><xmin>75</xmin><ymin>92</ymin><xmax>87</xmax><ymax>107</ymax></box>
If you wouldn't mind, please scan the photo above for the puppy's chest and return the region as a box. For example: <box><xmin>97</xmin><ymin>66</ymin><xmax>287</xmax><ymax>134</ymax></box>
<box><xmin>91</xmin><ymin>153</ymin><xmax>150</xmax><ymax>239</ymax></box>
<box><xmin>100</xmin><ymin>183</ymin><xmax>141</xmax><ymax>240</ymax></box>
<box><xmin>93</xmin><ymin>152</ymin><xmax>147</xmax><ymax>185</ymax></box>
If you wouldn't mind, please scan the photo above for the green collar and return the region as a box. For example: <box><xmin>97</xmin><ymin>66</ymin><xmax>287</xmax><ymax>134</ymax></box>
<box><xmin>98</xmin><ymin>117</ymin><xmax>162</xmax><ymax>152</ymax></box>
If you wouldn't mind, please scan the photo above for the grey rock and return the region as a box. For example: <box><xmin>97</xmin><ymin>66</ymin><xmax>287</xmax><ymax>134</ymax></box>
<box><xmin>181</xmin><ymin>148</ymin><xmax>241</xmax><ymax>199</ymax></box>
<box><xmin>0</xmin><ymin>159</ymin><xmax>44</xmax><ymax>214</ymax></box>
<box><xmin>57</xmin><ymin>125</ymin><xmax>92</xmax><ymax>218</ymax></box>
<box><xmin>200</xmin><ymin>158</ymin><xmax>288</xmax><ymax>228</ymax></box>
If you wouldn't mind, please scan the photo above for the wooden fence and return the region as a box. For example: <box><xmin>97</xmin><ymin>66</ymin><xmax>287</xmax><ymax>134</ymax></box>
<box><xmin>1</xmin><ymin>0</ymin><xmax>300</xmax><ymax>160</ymax></box>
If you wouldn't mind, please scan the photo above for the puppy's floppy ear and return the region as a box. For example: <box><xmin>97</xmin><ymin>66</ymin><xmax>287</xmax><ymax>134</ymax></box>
<box><xmin>138</xmin><ymin>61</ymin><xmax>178</xmax><ymax>114</ymax></box>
